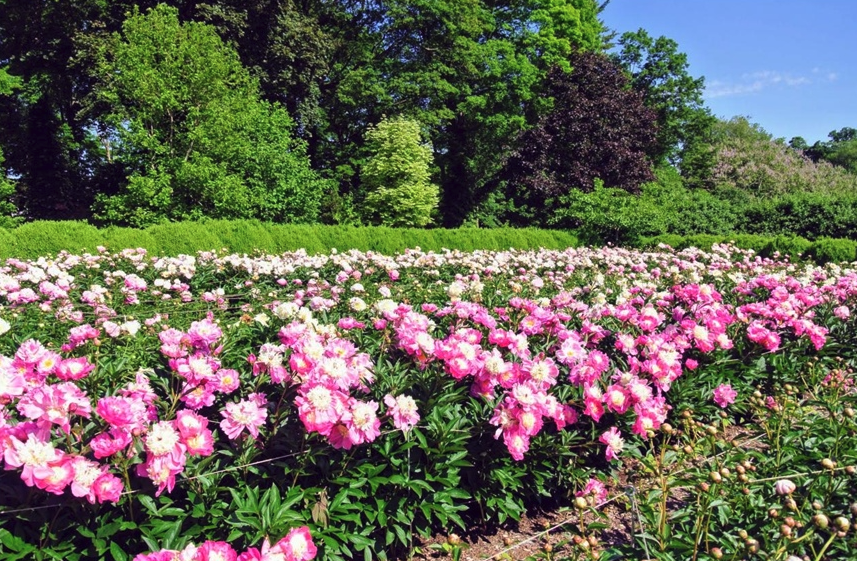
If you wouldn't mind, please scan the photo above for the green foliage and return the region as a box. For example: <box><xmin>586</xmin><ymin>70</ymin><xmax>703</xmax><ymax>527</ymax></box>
<box><xmin>739</xmin><ymin>191</ymin><xmax>857</xmax><ymax>240</ymax></box>
<box><xmin>805</xmin><ymin>237</ymin><xmax>857</xmax><ymax>264</ymax></box>
<box><xmin>102</xmin><ymin>226</ymin><xmax>160</xmax><ymax>255</ymax></box>
<box><xmin>0</xmin><ymin>221</ymin><xmax>579</xmax><ymax>260</ymax></box>
<box><xmin>1</xmin><ymin>221</ymin><xmax>103</xmax><ymax>260</ymax></box>
<box><xmin>552</xmin><ymin>181</ymin><xmax>669</xmax><ymax>245</ymax></box>
<box><xmin>361</xmin><ymin>117</ymin><xmax>440</xmax><ymax>227</ymax></box>
<box><xmin>87</xmin><ymin>5</ymin><xmax>329</xmax><ymax>227</ymax></box>
<box><xmin>614</xmin><ymin>29</ymin><xmax>715</xmax><ymax>169</ymax></box>
<box><xmin>0</xmin><ymin>66</ymin><xmax>20</xmax><ymax>226</ymax></box>
<box><xmin>146</xmin><ymin>222</ymin><xmax>225</xmax><ymax>256</ymax></box>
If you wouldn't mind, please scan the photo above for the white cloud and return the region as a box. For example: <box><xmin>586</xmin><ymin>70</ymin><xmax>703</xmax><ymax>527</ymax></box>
<box><xmin>705</xmin><ymin>70</ymin><xmax>816</xmax><ymax>99</ymax></box>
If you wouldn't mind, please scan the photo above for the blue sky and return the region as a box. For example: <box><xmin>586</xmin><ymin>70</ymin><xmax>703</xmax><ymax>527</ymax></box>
<box><xmin>601</xmin><ymin>0</ymin><xmax>857</xmax><ymax>144</ymax></box>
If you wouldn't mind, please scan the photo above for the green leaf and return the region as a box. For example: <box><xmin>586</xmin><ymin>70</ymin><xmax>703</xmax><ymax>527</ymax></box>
<box><xmin>110</xmin><ymin>542</ymin><xmax>128</xmax><ymax>561</ymax></box>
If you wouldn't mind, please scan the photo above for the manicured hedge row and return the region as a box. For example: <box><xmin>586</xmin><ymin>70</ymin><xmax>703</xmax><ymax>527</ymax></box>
<box><xmin>637</xmin><ymin>233</ymin><xmax>857</xmax><ymax>264</ymax></box>
<box><xmin>0</xmin><ymin>220</ymin><xmax>580</xmax><ymax>260</ymax></box>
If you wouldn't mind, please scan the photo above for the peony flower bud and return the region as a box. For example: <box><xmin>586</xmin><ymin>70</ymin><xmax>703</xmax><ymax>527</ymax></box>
<box><xmin>774</xmin><ymin>479</ymin><xmax>796</xmax><ymax>495</ymax></box>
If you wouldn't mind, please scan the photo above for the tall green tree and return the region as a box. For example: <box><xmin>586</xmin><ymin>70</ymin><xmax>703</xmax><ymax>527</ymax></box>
<box><xmin>361</xmin><ymin>116</ymin><xmax>439</xmax><ymax>227</ymax></box>
<box><xmin>803</xmin><ymin>127</ymin><xmax>857</xmax><ymax>174</ymax></box>
<box><xmin>502</xmin><ymin>52</ymin><xmax>657</xmax><ymax>226</ymax></box>
<box><xmin>263</xmin><ymin>0</ymin><xmax>605</xmax><ymax>226</ymax></box>
<box><xmin>0</xmin><ymin>66</ymin><xmax>21</xmax><ymax>225</ymax></box>
<box><xmin>0</xmin><ymin>0</ymin><xmax>162</xmax><ymax>219</ymax></box>
<box><xmin>613</xmin><ymin>29</ymin><xmax>715</xmax><ymax>173</ymax></box>
<box><xmin>86</xmin><ymin>4</ymin><xmax>329</xmax><ymax>227</ymax></box>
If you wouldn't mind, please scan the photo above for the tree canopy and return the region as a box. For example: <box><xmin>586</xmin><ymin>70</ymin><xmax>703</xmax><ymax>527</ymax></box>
<box><xmin>0</xmin><ymin>0</ymin><xmax>854</xmax><ymax>230</ymax></box>
<box><xmin>86</xmin><ymin>5</ymin><xmax>329</xmax><ymax>227</ymax></box>
<box><xmin>502</xmin><ymin>52</ymin><xmax>657</xmax><ymax>225</ymax></box>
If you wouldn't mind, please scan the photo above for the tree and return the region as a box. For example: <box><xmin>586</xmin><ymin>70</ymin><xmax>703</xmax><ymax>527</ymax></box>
<box><xmin>0</xmin><ymin>66</ymin><xmax>21</xmax><ymax>226</ymax></box>
<box><xmin>803</xmin><ymin>127</ymin><xmax>857</xmax><ymax>174</ymax></box>
<box><xmin>613</xmin><ymin>29</ymin><xmax>715</xmax><ymax>171</ymax></box>
<box><xmin>502</xmin><ymin>51</ymin><xmax>657</xmax><ymax>226</ymax></box>
<box><xmin>86</xmin><ymin>5</ymin><xmax>330</xmax><ymax>227</ymax></box>
<box><xmin>709</xmin><ymin>117</ymin><xmax>857</xmax><ymax>197</ymax></box>
<box><xmin>361</xmin><ymin>116</ymin><xmax>439</xmax><ymax>227</ymax></box>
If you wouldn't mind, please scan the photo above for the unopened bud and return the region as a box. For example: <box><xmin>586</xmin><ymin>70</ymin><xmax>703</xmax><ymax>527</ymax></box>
<box><xmin>835</xmin><ymin>517</ymin><xmax>850</xmax><ymax>532</ymax></box>
<box><xmin>780</xmin><ymin>524</ymin><xmax>792</xmax><ymax>537</ymax></box>
<box><xmin>574</xmin><ymin>497</ymin><xmax>588</xmax><ymax>509</ymax></box>
<box><xmin>813</xmin><ymin>514</ymin><xmax>829</xmax><ymax>529</ymax></box>
<box><xmin>775</xmin><ymin>479</ymin><xmax>796</xmax><ymax>495</ymax></box>
<box><xmin>821</xmin><ymin>458</ymin><xmax>835</xmax><ymax>470</ymax></box>
<box><xmin>587</xmin><ymin>535</ymin><xmax>598</xmax><ymax>547</ymax></box>
<box><xmin>711</xmin><ymin>547</ymin><xmax>723</xmax><ymax>559</ymax></box>
<box><xmin>447</xmin><ymin>533</ymin><xmax>462</xmax><ymax>546</ymax></box>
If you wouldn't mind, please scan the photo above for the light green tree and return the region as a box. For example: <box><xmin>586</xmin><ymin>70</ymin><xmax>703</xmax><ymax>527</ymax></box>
<box><xmin>361</xmin><ymin>117</ymin><xmax>439</xmax><ymax>227</ymax></box>
<box><xmin>87</xmin><ymin>4</ymin><xmax>330</xmax><ymax>227</ymax></box>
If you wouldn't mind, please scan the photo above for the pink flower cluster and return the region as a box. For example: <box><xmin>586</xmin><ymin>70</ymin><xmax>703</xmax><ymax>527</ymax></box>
<box><xmin>280</xmin><ymin>321</ymin><xmax>387</xmax><ymax>449</ymax></box>
<box><xmin>0</xmin><ymin>339</ymin><xmax>123</xmax><ymax>502</ymax></box>
<box><xmin>134</xmin><ymin>526</ymin><xmax>316</xmax><ymax>561</ymax></box>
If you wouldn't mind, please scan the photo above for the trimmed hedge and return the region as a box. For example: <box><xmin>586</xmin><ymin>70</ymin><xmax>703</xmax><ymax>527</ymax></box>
<box><xmin>0</xmin><ymin>220</ymin><xmax>580</xmax><ymax>260</ymax></box>
<box><xmin>637</xmin><ymin>233</ymin><xmax>856</xmax><ymax>264</ymax></box>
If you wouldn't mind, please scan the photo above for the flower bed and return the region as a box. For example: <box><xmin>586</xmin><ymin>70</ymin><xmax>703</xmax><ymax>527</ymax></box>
<box><xmin>0</xmin><ymin>243</ymin><xmax>855</xmax><ymax>560</ymax></box>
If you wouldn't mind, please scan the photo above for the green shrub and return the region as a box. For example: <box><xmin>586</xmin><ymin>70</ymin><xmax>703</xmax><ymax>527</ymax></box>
<box><xmin>8</xmin><ymin>221</ymin><xmax>104</xmax><ymax>259</ymax></box>
<box><xmin>739</xmin><ymin>192</ymin><xmax>857</xmax><ymax>240</ymax></box>
<box><xmin>203</xmin><ymin>220</ymin><xmax>276</xmax><ymax>255</ymax></box>
<box><xmin>806</xmin><ymin>237</ymin><xmax>857</xmax><ymax>264</ymax></box>
<box><xmin>146</xmin><ymin>222</ymin><xmax>224</xmax><ymax>255</ymax></box>
<box><xmin>102</xmin><ymin>226</ymin><xmax>160</xmax><ymax>254</ymax></box>
<box><xmin>267</xmin><ymin>224</ymin><xmax>325</xmax><ymax>254</ymax></box>
<box><xmin>0</xmin><ymin>227</ymin><xmax>14</xmax><ymax>260</ymax></box>
<box><xmin>760</xmin><ymin>235</ymin><xmax>812</xmax><ymax>261</ymax></box>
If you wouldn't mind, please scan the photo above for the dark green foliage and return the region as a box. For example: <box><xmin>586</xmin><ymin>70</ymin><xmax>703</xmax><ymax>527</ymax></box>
<box><xmin>762</xmin><ymin>235</ymin><xmax>814</xmax><ymax>261</ymax></box>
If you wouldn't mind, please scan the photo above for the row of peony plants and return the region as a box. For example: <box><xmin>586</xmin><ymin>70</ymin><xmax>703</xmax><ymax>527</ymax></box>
<box><xmin>0</xmin><ymin>243</ymin><xmax>855</xmax><ymax>559</ymax></box>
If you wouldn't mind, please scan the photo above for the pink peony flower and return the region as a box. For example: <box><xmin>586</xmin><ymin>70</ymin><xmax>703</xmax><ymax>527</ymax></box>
<box><xmin>713</xmin><ymin>384</ymin><xmax>737</xmax><ymax>408</ymax></box>
<box><xmin>278</xmin><ymin>526</ymin><xmax>317</xmax><ymax>561</ymax></box>
<box><xmin>383</xmin><ymin>394</ymin><xmax>420</xmax><ymax>433</ymax></box>
<box><xmin>220</xmin><ymin>396</ymin><xmax>268</xmax><ymax>440</ymax></box>
<box><xmin>599</xmin><ymin>427</ymin><xmax>624</xmax><ymax>461</ymax></box>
